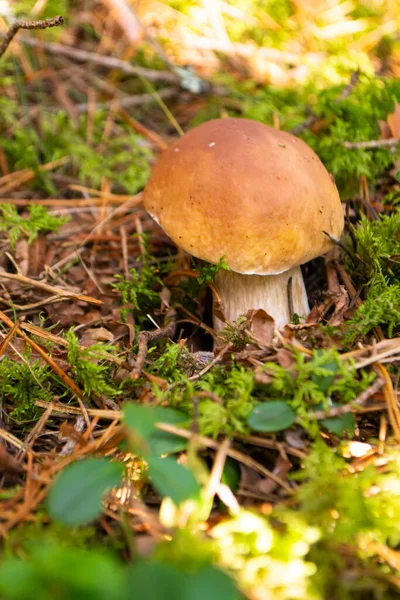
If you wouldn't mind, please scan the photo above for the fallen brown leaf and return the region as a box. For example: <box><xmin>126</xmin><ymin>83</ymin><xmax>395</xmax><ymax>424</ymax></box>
<box><xmin>0</xmin><ymin>443</ymin><xmax>24</xmax><ymax>474</ymax></box>
<box><xmin>247</xmin><ymin>308</ymin><xmax>275</xmax><ymax>345</ymax></box>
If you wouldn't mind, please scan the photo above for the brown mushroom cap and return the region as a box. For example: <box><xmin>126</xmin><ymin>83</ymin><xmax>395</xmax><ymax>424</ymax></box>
<box><xmin>144</xmin><ymin>118</ymin><xmax>344</xmax><ymax>275</ymax></box>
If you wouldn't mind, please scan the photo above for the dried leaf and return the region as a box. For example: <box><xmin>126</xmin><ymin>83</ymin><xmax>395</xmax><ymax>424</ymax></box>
<box><xmin>159</xmin><ymin>287</ymin><xmax>171</xmax><ymax>310</ymax></box>
<box><xmin>378</xmin><ymin>120</ymin><xmax>392</xmax><ymax>140</ymax></box>
<box><xmin>257</xmin><ymin>454</ymin><xmax>291</xmax><ymax>495</ymax></box>
<box><xmin>387</xmin><ymin>103</ymin><xmax>400</xmax><ymax>138</ymax></box>
<box><xmin>247</xmin><ymin>309</ymin><xmax>274</xmax><ymax>345</ymax></box>
<box><xmin>80</xmin><ymin>327</ymin><xmax>114</xmax><ymax>347</ymax></box>
<box><xmin>0</xmin><ymin>443</ymin><xmax>23</xmax><ymax>474</ymax></box>
<box><xmin>329</xmin><ymin>285</ymin><xmax>350</xmax><ymax>326</ymax></box>
<box><xmin>276</xmin><ymin>348</ymin><xmax>295</xmax><ymax>370</ymax></box>
<box><xmin>379</xmin><ymin>103</ymin><xmax>400</xmax><ymax>139</ymax></box>
<box><xmin>212</xmin><ymin>299</ymin><xmax>226</xmax><ymax>323</ymax></box>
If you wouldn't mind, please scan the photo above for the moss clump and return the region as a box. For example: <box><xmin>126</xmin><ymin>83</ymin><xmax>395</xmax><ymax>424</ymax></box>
<box><xmin>0</xmin><ymin>204</ymin><xmax>69</xmax><ymax>250</ymax></box>
<box><xmin>344</xmin><ymin>209</ymin><xmax>400</xmax><ymax>339</ymax></box>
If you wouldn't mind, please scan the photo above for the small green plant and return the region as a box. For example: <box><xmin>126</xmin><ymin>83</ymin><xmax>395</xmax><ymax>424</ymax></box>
<box><xmin>1</xmin><ymin>108</ymin><xmax>152</xmax><ymax>194</ymax></box>
<box><xmin>66</xmin><ymin>330</ymin><xmax>120</xmax><ymax>398</ymax></box>
<box><xmin>256</xmin><ymin>348</ymin><xmax>375</xmax><ymax>433</ymax></box>
<box><xmin>344</xmin><ymin>209</ymin><xmax>400</xmax><ymax>339</ymax></box>
<box><xmin>0</xmin><ymin>353</ymin><xmax>54</xmax><ymax>422</ymax></box>
<box><xmin>152</xmin><ymin>352</ymin><xmax>258</xmax><ymax>438</ymax></box>
<box><xmin>298</xmin><ymin>440</ymin><xmax>400</xmax><ymax>551</ymax></box>
<box><xmin>0</xmin><ymin>204</ymin><xmax>69</xmax><ymax>250</ymax></box>
<box><xmin>195</xmin><ymin>257</ymin><xmax>230</xmax><ymax>285</ymax></box>
<box><xmin>113</xmin><ymin>236</ymin><xmax>172</xmax><ymax>325</ymax></box>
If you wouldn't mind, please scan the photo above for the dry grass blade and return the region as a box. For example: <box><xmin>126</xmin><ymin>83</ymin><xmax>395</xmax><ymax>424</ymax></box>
<box><xmin>18</xmin><ymin>37</ymin><xmax>178</xmax><ymax>83</ymax></box>
<box><xmin>0</xmin><ymin>319</ymin><xmax>19</xmax><ymax>357</ymax></box>
<box><xmin>0</xmin><ymin>271</ymin><xmax>102</xmax><ymax>305</ymax></box>
<box><xmin>375</xmin><ymin>363</ymin><xmax>400</xmax><ymax>443</ymax></box>
<box><xmin>0</xmin><ymin>157</ymin><xmax>69</xmax><ymax>194</ymax></box>
<box><xmin>35</xmin><ymin>399</ymin><xmax>118</xmax><ymax>420</ymax></box>
<box><xmin>0</xmin><ymin>310</ymin><xmax>84</xmax><ymax>399</ymax></box>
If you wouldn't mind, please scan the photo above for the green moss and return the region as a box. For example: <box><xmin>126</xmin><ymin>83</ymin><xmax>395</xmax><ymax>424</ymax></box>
<box><xmin>241</xmin><ymin>75</ymin><xmax>400</xmax><ymax>195</ymax></box>
<box><xmin>0</xmin><ymin>352</ymin><xmax>54</xmax><ymax>422</ymax></box>
<box><xmin>257</xmin><ymin>348</ymin><xmax>374</xmax><ymax>432</ymax></box>
<box><xmin>344</xmin><ymin>209</ymin><xmax>400</xmax><ymax>339</ymax></box>
<box><xmin>1</xmin><ymin>109</ymin><xmax>152</xmax><ymax>194</ymax></box>
<box><xmin>66</xmin><ymin>330</ymin><xmax>120</xmax><ymax>399</ymax></box>
<box><xmin>0</xmin><ymin>204</ymin><xmax>69</xmax><ymax>250</ymax></box>
<box><xmin>112</xmin><ymin>236</ymin><xmax>172</xmax><ymax>325</ymax></box>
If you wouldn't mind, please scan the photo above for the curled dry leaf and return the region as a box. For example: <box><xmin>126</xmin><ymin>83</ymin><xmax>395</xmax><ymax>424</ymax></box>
<box><xmin>257</xmin><ymin>454</ymin><xmax>291</xmax><ymax>496</ymax></box>
<box><xmin>212</xmin><ymin>299</ymin><xmax>226</xmax><ymax>323</ymax></box>
<box><xmin>247</xmin><ymin>308</ymin><xmax>275</xmax><ymax>345</ymax></box>
<box><xmin>329</xmin><ymin>285</ymin><xmax>350</xmax><ymax>326</ymax></box>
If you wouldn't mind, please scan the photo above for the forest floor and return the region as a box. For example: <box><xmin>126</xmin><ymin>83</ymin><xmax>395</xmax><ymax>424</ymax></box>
<box><xmin>0</xmin><ymin>1</ymin><xmax>400</xmax><ymax>599</ymax></box>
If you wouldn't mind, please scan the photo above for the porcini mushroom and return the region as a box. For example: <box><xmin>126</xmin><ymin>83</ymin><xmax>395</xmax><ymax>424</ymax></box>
<box><xmin>144</xmin><ymin>118</ymin><xmax>344</xmax><ymax>332</ymax></box>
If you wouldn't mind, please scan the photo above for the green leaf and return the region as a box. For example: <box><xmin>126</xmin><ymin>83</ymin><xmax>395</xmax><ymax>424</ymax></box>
<box><xmin>47</xmin><ymin>458</ymin><xmax>123</xmax><ymax>525</ymax></box>
<box><xmin>123</xmin><ymin>403</ymin><xmax>157</xmax><ymax>441</ymax></box>
<box><xmin>247</xmin><ymin>401</ymin><xmax>296</xmax><ymax>432</ymax></box>
<box><xmin>221</xmin><ymin>458</ymin><xmax>241</xmax><ymax>492</ymax></box>
<box><xmin>311</xmin><ymin>356</ymin><xmax>338</xmax><ymax>393</ymax></box>
<box><xmin>126</xmin><ymin>561</ymin><xmax>186</xmax><ymax>600</ymax></box>
<box><xmin>321</xmin><ymin>412</ymin><xmax>355</xmax><ymax>435</ymax></box>
<box><xmin>123</xmin><ymin>404</ymin><xmax>188</xmax><ymax>456</ymax></box>
<box><xmin>313</xmin><ymin>401</ymin><xmax>356</xmax><ymax>435</ymax></box>
<box><xmin>185</xmin><ymin>565</ymin><xmax>243</xmax><ymax>600</ymax></box>
<box><xmin>148</xmin><ymin>407</ymin><xmax>188</xmax><ymax>455</ymax></box>
<box><xmin>147</xmin><ymin>457</ymin><xmax>200</xmax><ymax>504</ymax></box>
<box><xmin>126</xmin><ymin>562</ymin><xmax>242</xmax><ymax>600</ymax></box>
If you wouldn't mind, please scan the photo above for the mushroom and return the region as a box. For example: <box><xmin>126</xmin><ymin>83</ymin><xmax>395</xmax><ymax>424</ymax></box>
<box><xmin>143</xmin><ymin>118</ymin><xmax>344</xmax><ymax>332</ymax></box>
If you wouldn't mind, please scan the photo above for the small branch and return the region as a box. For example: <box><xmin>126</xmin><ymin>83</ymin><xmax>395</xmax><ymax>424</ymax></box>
<box><xmin>310</xmin><ymin>377</ymin><xmax>385</xmax><ymax>421</ymax></box>
<box><xmin>0</xmin><ymin>15</ymin><xmax>64</xmax><ymax>58</ymax></box>
<box><xmin>0</xmin><ymin>271</ymin><xmax>102</xmax><ymax>305</ymax></box>
<box><xmin>131</xmin><ymin>309</ymin><xmax>176</xmax><ymax>380</ymax></box>
<box><xmin>189</xmin><ymin>343</ymin><xmax>233</xmax><ymax>381</ymax></box>
<box><xmin>17</xmin><ymin>37</ymin><xmax>179</xmax><ymax>83</ymax></box>
<box><xmin>75</xmin><ymin>88</ymin><xmax>177</xmax><ymax>114</ymax></box>
<box><xmin>343</xmin><ymin>138</ymin><xmax>400</xmax><ymax>150</ymax></box>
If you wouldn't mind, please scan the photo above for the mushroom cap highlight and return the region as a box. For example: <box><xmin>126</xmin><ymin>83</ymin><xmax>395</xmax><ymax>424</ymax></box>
<box><xmin>144</xmin><ymin>118</ymin><xmax>344</xmax><ymax>275</ymax></box>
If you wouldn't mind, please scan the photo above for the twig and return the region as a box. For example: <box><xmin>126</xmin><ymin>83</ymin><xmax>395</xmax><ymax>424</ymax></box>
<box><xmin>343</xmin><ymin>138</ymin><xmax>400</xmax><ymax>150</ymax></box>
<box><xmin>0</xmin><ymin>271</ymin><xmax>102</xmax><ymax>305</ymax></box>
<box><xmin>189</xmin><ymin>342</ymin><xmax>233</xmax><ymax>381</ymax></box>
<box><xmin>0</xmin><ymin>310</ymin><xmax>84</xmax><ymax>399</ymax></box>
<box><xmin>75</xmin><ymin>89</ymin><xmax>177</xmax><ymax>114</ymax></box>
<box><xmin>131</xmin><ymin>309</ymin><xmax>176</xmax><ymax>380</ymax></box>
<box><xmin>0</xmin><ymin>15</ymin><xmax>64</xmax><ymax>58</ymax></box>
<box><xmin>234</xmin><ymin>433</ymin><xmax>307</xmax><ymax>459</ymax></box>
<box><xmin>375</xmin><ymin>363</ymin><xmax>400</xmax><ymax>444</ymax></box>
<box><xmin>17</xmin><ymin>37</ymin><xmax>179</xmax><ymax>83</ymax></box>
<box><xmin>156</xmin><ymin>423</ymin><xmax>293</xmax><ymax>493</ymax></box>
<box><xmin>311</xmin><ymin>377</ymin><xmax>385</xmax><ymax>420</ymax></box>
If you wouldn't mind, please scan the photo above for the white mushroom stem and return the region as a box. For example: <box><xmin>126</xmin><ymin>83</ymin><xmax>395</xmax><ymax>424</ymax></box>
<box><xmin>213</xmin><ymin>265</ymin><xmax>309</xmax><ymax>333</ymax></box>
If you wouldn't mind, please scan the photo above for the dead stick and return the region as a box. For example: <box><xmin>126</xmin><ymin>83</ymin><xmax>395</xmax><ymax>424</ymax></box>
<box><xmin>131</xmin><ymin>309</ymin><xmax>176</xmax><ymax>380</ymax></box>
<box><xmin>343</xmin><ymin>138</ymin><xmax>400</xmax><ymax>150</ymax></box>
<box><xmin>16</xmin><ymin>37</ymin><xmax>178</xmax><ymax>83</ymax></box>
<box><xmin>0</xmin><ymin>16</ymin><xmax>64</xmax><ymax>58</ymax></box>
